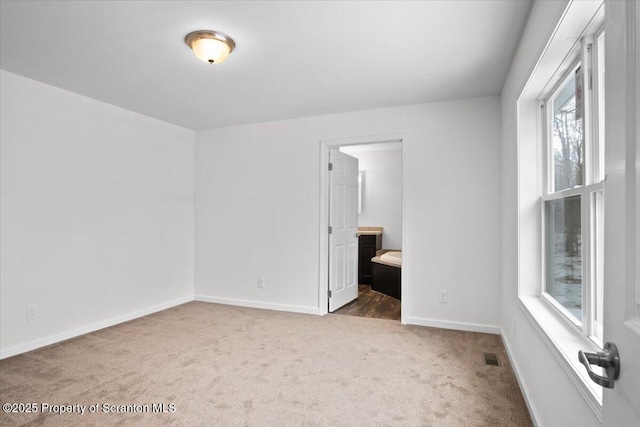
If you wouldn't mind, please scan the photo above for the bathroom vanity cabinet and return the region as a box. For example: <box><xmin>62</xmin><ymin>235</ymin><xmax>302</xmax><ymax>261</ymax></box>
<box><xmin>358</xmin><ymin>233</ymin><xmax>382</xmax><ymax>284</ymax></box>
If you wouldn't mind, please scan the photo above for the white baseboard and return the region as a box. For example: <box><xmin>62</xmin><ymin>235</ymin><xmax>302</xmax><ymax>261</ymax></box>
<box><xmin>194</xmin><ymin>295</ymin><xmax>319</xmax><ymax>315</ymax></box>
<box><xmin>0</xmin><ymin>296</ymin><xmax>193</xmax><ymax>360</ymax></box>
<box><xmin>405</xmin><ymin>316</ymin><xmax>501</xmax><ymax>335</ymax></box>
<box><xmin>501</xmin><ymin>329</ymin><xmax>544</xmax><ymax>427</ymax></box>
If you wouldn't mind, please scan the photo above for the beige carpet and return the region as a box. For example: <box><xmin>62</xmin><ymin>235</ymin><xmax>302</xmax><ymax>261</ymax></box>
<box><xmin>0</xmin><ymin>302</ymin><xmax>532</xmax><ymax>426</ymax></box>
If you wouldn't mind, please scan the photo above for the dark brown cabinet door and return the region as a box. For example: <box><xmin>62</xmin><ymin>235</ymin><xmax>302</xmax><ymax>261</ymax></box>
<box><xmin>358</xmin><ymin>234</ymin><xmax>381</xmax><ymax>284</ymax></box>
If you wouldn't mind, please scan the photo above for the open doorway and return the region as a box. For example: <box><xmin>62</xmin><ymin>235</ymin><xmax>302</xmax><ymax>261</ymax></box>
<box><xmin>319</xmin><ymin>135</ymin><xmax>404</xmax><ymax>322</ymax></box>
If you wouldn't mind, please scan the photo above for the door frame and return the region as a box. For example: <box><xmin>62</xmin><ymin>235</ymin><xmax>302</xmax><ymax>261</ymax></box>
<box><xmin>318</xmin><ymin>132</ymin><xmax>408</xmax><ymax>324</ymax></box>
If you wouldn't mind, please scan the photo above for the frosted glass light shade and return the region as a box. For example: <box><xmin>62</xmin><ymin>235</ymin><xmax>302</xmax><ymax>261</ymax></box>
<box><xmin>185</xmin><ymin>30</ymin><xmax>235</xmax><ymax>65</ymax></box>
<box><xmin>192</xmin><ymin>38</ymin><xmax>230</xmax><ymax>64</ymax></box>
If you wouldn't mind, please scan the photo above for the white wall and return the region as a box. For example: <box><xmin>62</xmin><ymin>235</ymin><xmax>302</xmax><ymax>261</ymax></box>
<box><xmin>345</xmin><ymin>147</ymin><xmax>403</xmax><ymax>249</ymax></box>
<box><xmin>195</xmin><ymin>96</ymin><xmax>502</xmax><ymax>330</ymax></box>
<box><xmin>500</xmin><ymin>1</ymin><xmax>601</xmax><ymax>426</ymax></box>
<box><xmin>0</xmin><ymin>71</ymin><xmax>195</xmax><ymax>358</ymax></box>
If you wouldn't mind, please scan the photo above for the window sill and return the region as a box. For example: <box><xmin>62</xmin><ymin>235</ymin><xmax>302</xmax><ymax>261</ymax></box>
<box><xmin>518</xmin><ymin>295</ymin><xmax>603</xmax><ymax>420</ymax></box>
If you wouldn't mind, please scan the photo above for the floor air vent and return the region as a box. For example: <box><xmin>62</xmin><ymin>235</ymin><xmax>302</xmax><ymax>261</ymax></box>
<box><xmin>483</xmin><ymin>352</ymin><xmax>499</xmax><ymax>366</ymax></box>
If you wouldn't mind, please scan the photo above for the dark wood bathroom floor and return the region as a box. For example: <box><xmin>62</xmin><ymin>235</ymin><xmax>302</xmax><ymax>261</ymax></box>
<box><xmin>332</xmin><ymin>284</ymin><xmax>401</xmax><ymax>321</ymax></box>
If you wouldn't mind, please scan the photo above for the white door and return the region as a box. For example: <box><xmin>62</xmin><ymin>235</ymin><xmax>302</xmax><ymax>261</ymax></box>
<box><xmin>328</xmin><ymin>149</ymin><xmax>359</xmax><ymax>312</ymax></box>
<box><xmin>596</xmin><ymin>1</ymin><xmax>640</xmax><ymax>425</ymax></box>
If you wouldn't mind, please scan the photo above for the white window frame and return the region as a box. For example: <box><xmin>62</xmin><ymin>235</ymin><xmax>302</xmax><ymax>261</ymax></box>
<box><xmin>538</xmin><ymin>26</ymin><xmax>606</xmax><ymax>348</ymax></box>
<box><xmin>515</xmin><ymin>1</ymin><xmax>605</xmax><ymax>419</ymax></box>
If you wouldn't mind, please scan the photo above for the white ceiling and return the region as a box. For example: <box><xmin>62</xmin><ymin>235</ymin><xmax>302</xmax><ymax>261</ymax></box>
<box><xmin>0</xmin><ymin>0</ymin><xmax>532</xmax><ymax>130</ymax></box>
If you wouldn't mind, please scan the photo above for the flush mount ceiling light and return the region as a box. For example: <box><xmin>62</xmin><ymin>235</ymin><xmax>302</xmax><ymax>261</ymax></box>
<box><xmin>185</xmin><ymin>30</ymin><xmax>235</xmax><ymax>64</ymax></box>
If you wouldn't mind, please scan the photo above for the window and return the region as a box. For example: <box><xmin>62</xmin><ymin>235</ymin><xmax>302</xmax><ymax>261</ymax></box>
<box><xmin>516</xmin><ymin>1</ymin><xmax>605</xmax><ymax>413</ymax></box>
<box><xmin>539</xmin><ymin>29</ymin><xmax>605</xmax><ymax>345</ymax></box>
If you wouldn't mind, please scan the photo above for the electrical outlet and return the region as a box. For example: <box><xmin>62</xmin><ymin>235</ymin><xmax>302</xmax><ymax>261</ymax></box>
<box><xmin>258</xmin><ymin>278</ymin><xmax>265</xmax><ymax>289</ymax></box>
<box><xmin>26</xmin><ymin>305</ymin><xmax>36</xmax><ymax>321</ymax></box>
<box><xmin>439</xmin><ymin>291</ymin><xmax>448</xmax><ymax>304</ymax></box>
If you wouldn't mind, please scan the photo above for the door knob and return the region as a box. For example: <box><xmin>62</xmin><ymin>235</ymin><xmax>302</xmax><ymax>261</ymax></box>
<box><xmin>578</xmin><ymin>342</ymin><xmax>620</xmax><ymax>389</ymax></box>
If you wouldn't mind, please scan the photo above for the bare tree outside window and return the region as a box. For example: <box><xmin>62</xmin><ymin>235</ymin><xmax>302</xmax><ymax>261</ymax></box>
<box><xmin>546</xmin><ymin>196</ymin><xmax>582</xmax><ymax>320</ymax></box>
<box><xmin>546</xmin><ymin>67</ymin><xmax>584</xmax><ymax>320</ymax></box>
<box><xmin>552</xmin><ymin>69</ymin><xmax>584</xmax><ymax>192</ymax></box>
<box><xmin>538</xmin><ymin>29</ymin><xmax>605</xmax><ymax>342</ymax></box>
